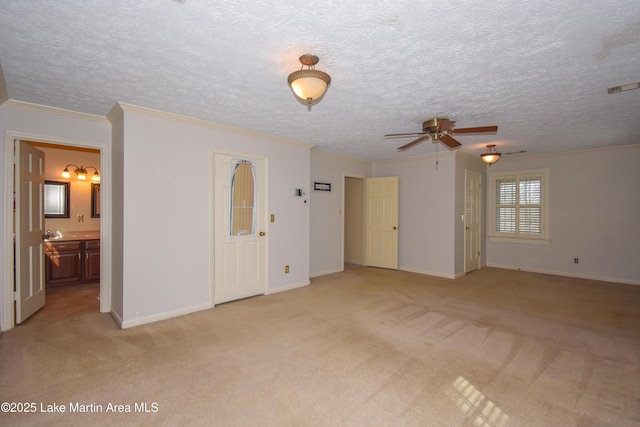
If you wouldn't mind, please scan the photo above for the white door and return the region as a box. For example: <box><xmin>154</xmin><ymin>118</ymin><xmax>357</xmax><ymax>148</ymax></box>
<box><xmin>15</xmin><ymin>140</ymin><xmax>46</xmax><ymax>323</ymax></box>
<box><xmin>214</xmin><ymin>153</ymin><xmax>267</xmax><ymax>304</ymax></box>
<box><xmin>464</xmin><ymin>170</ymin><xmax>481</xmax><ymax>273</ymax></box>
<box><xmin>365</xmin><ymin>176</ymin><xmax>398</xmax><ymax>269</ymax></box>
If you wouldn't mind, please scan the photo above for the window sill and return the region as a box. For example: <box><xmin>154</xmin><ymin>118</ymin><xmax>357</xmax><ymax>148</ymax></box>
<box><xmin>488</xmin><ymin>236</ymin><xmax>550</xmax><ymax>245</ymax></box>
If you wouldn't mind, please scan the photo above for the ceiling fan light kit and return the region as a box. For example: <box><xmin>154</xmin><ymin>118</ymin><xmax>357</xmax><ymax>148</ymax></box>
<box><xmin>481</xmin><ymin>144</ymin><xmax>501</xmax><ymax>165</ymax></box>
<box><xmin>288</xmin><ymin>54</ymin><xmax>331</xmax><ymax>109</ymax></box>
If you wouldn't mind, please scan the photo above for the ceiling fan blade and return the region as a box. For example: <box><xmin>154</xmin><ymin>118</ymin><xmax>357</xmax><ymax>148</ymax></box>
<box><xmin>436</xmin><ymin>119</ymin><xmax>456</xmax><ymax>131</ymax></box>
<box><xmin>440</xmin><ymin>134</ymin><xmax>462</xmax><ymax>149</ymax></box>
<box><xmin>398</xmin><ymin>135</ymin><xmax>430</xmax><ymax>151</ymax></box>
<box><xmin>384</xmin><ymin>132</ymin><xmax>426</xmax><ymax>138</ymax></box>
<box><xmin>452</xmin><ymin>125</ymin><xmax>498</xmax><ymax>134</ymax></box>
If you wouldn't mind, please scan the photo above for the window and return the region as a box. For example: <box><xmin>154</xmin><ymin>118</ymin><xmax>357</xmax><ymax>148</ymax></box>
<box><xmin>230</xmin><ymin>159</ymin><xmax>256</xmax><ymax>237</ymax></box>
<box><xmin>489</xmin><ymin>169</ymin><xmax>549</xmax><ymax>241</ymax></box>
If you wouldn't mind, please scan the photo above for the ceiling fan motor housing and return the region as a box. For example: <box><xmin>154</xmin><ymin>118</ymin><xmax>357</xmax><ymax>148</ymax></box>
<box><xmin>423</xmin><ymin>118</ymin><xmax>449</xmax><ymax>133</ymax></box>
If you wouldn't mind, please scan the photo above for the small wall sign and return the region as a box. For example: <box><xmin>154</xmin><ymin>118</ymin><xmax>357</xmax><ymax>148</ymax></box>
<box><xmin>314</xmin><ymin>182</ymin><xmax>331</xmax><ymax>192</ymax></box>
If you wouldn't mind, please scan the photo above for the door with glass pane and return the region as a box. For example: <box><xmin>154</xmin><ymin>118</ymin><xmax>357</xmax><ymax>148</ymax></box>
<box><xmin>214</xmin><ymin>153</ymin><xmax>267</xmax><ymax>304</ymax></box>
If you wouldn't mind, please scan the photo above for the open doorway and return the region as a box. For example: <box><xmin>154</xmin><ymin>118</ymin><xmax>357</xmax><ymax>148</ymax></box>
<box><xmin>2</xmin><ymin>134</ymin><xmax>110</xmax><ymax>330</ymax></box>
<box><xmin>344</xmin><ymin>176</ymin><xmax>365</xmax><ymax>270</ymax></box>
<box><xmin>344</xmin><ymin>175</ymin><xmax>400</xmax><ymax>271</ymax></box>
<box><xmin>23</xmin><ymin>141</ymin><xmax>101</xmax><ymax>323</ymax></box>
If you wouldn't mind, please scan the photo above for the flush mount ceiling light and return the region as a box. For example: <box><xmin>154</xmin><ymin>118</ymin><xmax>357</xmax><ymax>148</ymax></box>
<box><xmin>287</xmin><ymin>54</ymin><xmax>331</xmax><ymax>109</ymax></box>
<box><xmin>61</xmin><ymin>164</ymin><xmax>100</xmax><ymax>181</ymax></box>
<box><xmin>480</xmin><ymin>144</ymin><xmax>501</xmax><ymax>165</ymax></box>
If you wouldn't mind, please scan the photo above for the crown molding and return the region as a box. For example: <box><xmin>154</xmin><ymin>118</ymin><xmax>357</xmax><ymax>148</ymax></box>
<box><xmin>3</xmin><ymin>99</ymin><xmax>108</xmax><ymax>123</ymax></box>
<box><xmin>110</xmin><ymin>102</ymin><xmax>315</xmax><ymax>150</ymax></box>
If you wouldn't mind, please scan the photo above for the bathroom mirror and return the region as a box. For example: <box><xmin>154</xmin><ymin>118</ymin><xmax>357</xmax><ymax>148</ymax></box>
<box><xmin>91</xmin><ymin>183</ymin><xmax>100</xmax><ymax>218</ymax></box>
<box><xmin>44</xmin><ymin>180</ymin><xmax>70</xmax><ymax>218</ymax></box>
<box><xmin>230</xmin><ymin>160</ymin><xmax>256</xmax><ymax>237</ymax></box>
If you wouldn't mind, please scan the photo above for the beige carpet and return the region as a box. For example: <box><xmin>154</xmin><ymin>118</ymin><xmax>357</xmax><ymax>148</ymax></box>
<box><xmin>1</xmin><ymin>267</ymin><xmax>639</xmax><ymax>426</ymax></box>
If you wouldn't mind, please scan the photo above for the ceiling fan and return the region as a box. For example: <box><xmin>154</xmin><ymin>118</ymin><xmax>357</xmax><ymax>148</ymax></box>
<box><xmin>385</xmin><ymin>118</ymin><xmax>498</xmax><ymax>151</ymax></box>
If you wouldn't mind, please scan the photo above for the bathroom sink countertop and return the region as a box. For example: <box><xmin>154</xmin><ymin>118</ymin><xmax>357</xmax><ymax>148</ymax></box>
<box><xmin>45</xmin><ymin>231</ymin><xmax>100</xmax><ymax>241</ymax></box>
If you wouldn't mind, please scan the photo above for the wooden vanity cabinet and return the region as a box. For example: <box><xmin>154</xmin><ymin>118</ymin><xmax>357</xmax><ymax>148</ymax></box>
<box><xmin>44</xmin><ymin>239</ymin><xmax>100</xmax><ymax>288</ymax></box>
<box><xmin>83</xmin><ymin>240</ymin><xmax>101</xmax><ymax>282</ymax></box>
<box><xmin>44</xmin><ymin>240</ymin><xmax>83</xmax><ymax>287</ymax></box>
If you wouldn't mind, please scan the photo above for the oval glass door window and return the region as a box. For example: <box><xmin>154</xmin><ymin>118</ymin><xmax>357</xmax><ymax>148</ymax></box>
<box><xmin>230</xmin><ymin>160</ymin><xmax>256</xmax><ymax>236</ymax></box>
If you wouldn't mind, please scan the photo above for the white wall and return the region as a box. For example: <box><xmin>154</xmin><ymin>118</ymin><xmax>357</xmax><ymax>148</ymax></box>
<box><xmin>109</xmin><ymin>104</ymin><xmax>313</xmax><ymax>327</ymax></box>
<box><xmin>310</xmin><ymin>151</ymin><xmax>371</xmax><ymax>277</ymax></box>
<box><xmin>110</xmin><ymin>112</ymin><xmax>124</xmax><ymax>323</ymax></box>
<box><xmin>373</xmin><ymin>152</ymin><xmax>459</xmax><ymax>278</ymax></box>
<box><xmin>310</xmin><ymin>150</ymin><xmax>479</xmax><ymax>279</ymax></box>
<box><xmin>0</xmin><ymin>100</ymin><xmax>111</xmax><ymax>331</ymax></box>
<box><xmin>486</xmin><ymin>145</ymin><xmax>640</xmax><ymax>284</ymax></box>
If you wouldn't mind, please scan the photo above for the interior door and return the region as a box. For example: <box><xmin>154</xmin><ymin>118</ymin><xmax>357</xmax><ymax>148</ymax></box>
<box><xmin>365</xmin><ymin>176</ymin><xmax>398</xmax><ymax>269</ymax></box>
<box><xmin>464</xmin><ymin>170</ymin><xmax>481</xmax><ymax>273</ymax></box>
<box><xmin>214</xmin><ymin>153</ymin><xmax>267</xmax><ymax>304</ymax></box>
<box><xmin>15</xmin><ymin>140</ymin><xmax>46</xmax><ymax>323</ymax></box>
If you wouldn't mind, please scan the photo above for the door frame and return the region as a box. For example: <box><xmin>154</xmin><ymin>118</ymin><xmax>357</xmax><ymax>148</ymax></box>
<box><xmin>2</xmin><ymin>131</ymin><xmax>111</xmax><ymax>331</ymax></box>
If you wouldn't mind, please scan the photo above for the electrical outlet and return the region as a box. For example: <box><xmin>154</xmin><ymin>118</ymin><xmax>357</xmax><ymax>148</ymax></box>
<box><xmin>574</xmin><ymin>258</ymin><xmax>579</xmax><ymax>264</ymax></box>
<box><xmin>284</xmin><ymin>265</ymin><xmax>289</xmax><ymax>274</ymax></box>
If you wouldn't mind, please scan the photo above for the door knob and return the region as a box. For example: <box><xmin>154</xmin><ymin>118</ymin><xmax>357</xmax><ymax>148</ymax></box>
<box><xmin>259</xmin><ymin>231</ymin><xmax>266</xmax><ymax>236</ymax></box>
<box><xmin>393</xmin><ymin>226</ymin><xmax>397</xmax><ymax>230</ymax></box>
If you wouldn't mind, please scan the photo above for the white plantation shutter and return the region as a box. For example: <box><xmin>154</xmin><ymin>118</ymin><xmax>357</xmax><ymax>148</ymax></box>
<box><xmin>495</xmin><ymin>178</ymin><xmax>516</xmax><ymax>233</ymax></box>
<box><xmin>490</xmin><ymin>170</ymin><xmax>548</xmax><ymax>240</ymax></box>
<box><xmin>519</xmin><ymin>176</ymin><xmax>542</xmax><ymax>234</ymax></box>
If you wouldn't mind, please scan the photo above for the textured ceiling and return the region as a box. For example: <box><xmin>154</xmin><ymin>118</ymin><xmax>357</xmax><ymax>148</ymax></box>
<box><xmin>0</xmin><ymin>0</ymin><xmax>639</xmax><ymax>162</ymax></box>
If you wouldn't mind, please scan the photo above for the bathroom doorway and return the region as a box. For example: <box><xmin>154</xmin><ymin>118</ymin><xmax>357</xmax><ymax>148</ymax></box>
<box><xmin>3</xmin><ymin>134</ymin><xmax>109</xmax><ymax>329</ymax></box>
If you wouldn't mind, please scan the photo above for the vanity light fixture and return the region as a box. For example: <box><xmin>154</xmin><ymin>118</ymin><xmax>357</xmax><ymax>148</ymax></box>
<box><xmin>480</xmin><ymin>144</ymin><xmax>501</xmax><ymax>165</ymax></box>
<box><xmin>61</xmin><ymin>164</ymin><xmax>100</xmax><ymax>181</ymax></box>
<box><xmin>287</xmin><ymin>54</ymin><xmax>331</xmax><ymax>109</ymax></box>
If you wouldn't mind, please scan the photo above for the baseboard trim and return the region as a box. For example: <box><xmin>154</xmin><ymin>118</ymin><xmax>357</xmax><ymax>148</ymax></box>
<box><xmin>310</xmin><ymin>268</ymin><xmax>343</xmax><ymax>278</ymax></box>
<box><xmin>120</xmin><ymin>302</ymin><xmax>213</xmax><ymax>329</ymax></box>
<box><xmin>266</xmin><ymin>280</ymin><xmax>311</xmax><ymax>294</ymax></box>
<box><xmin>486</xmin><ymin>263</ymin><xmax>640</xmax><ymax>286</ymax></box>
<box><xmin>400</xmin><ymin>266</ymin><xmax>457</xmax><ymax>279</ymax></box>
<box><xmin>110</xmin><ymin>309</ymin><xmax>124</xmax><ymax>328</ymax></box>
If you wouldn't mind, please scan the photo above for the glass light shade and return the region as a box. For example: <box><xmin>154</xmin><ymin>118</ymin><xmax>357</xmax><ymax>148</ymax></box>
<box><xmin>481</xmin><ymin>145</ymin><xmax>501</xmax><ymax>165</ymax></box>
<box><xmin>61</xmin><ymin>169</ymin><xmax>71</xmax><ymax>178</ymax></box>
<box><xmin>288</xmin><ymin>67</ymin><xmax>331</xmax><ymax>105</ymax></box>
<box><xmin>290</xmin><ymin>74</ymin><xmax>329</xmax><ymax>103</ymax></box>
<box><xmin>92</xmin><ymin>172</ymin><xmax>101</xmax><ymax>182</ymax></box>
<box><xmin>76</xmin><ymin>171</ymin><xmax>87</xmax><ymax>180</ymax></box>
<box><xmin>481</xmin><ymin>153</ymin><xmax>501</xmax><ymax>164</ymax></box>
